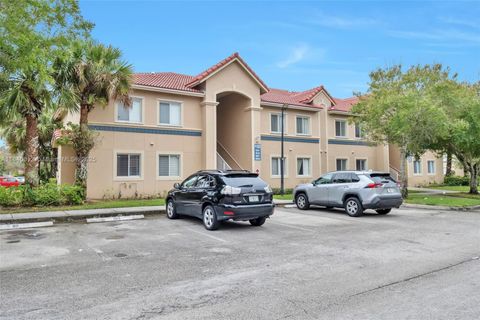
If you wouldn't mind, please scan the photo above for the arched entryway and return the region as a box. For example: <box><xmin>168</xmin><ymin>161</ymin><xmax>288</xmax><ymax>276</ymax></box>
<box><xmin>216</xmin><ymin>91</ymin><xmax>252</xmax><ymax>171</ymax></box>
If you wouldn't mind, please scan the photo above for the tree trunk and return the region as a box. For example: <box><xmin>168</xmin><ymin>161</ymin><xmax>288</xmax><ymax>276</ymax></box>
<box><xmin>75</xmin><ymin>104</ymin><xmax>90</xmax><ymax>190</ymax></box>
<box><xmin>24</xmin><ymin>114</ymin><xmax>39</xmax><ymax>187</ymax></box>
<box><xmin>469</xmin><ymin>163</ymin><xmax>478</xmax><ymax>194</ymax></box>
<box><xmin>399</xmin><ymin>146</ymin><xmax>409</xmax><ymax>198</ymax></box>
<box><xmin>445</xmin><ymin>151</ymin><xmax>452</xmax><ymax>176</ymax></box>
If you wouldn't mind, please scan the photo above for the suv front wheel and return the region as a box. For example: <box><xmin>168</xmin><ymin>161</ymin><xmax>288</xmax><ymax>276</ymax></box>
<box><xmin>344</xmin><ymin>197</ymin><xmax>363</xmax><ymax>217</ymax></box>
<box><xmin>295</xmin><ymin>193</ymin><xmax>310</xmax><ymax>210</ymax></box>
<box><xmin>166</xmin><ymin>199</ymin><xmax>179</xmax><ymax>219</ymax></box>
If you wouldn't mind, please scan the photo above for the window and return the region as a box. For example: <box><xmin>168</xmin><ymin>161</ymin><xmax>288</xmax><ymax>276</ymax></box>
<box><xmin>413</xmin><ymin>160</ymin><xmax>422</xmax><ymax>174</ymax></box>
<box><xmin>271</xmin><ymin>113</ymin><xmax>286</xmax><ymax>133</ymax></box>
<box><xmin>297</xmin><ymin>157</ymin><xmax>311</xmax><ymax>176</ymax></box>
<box><xmin>296</xmin><ymin>116</ymin><xmax>310</xmax><ymax>135</ymax></box>
<box><xmin>336</xmin><ymin>159</ymin><xmax>348</xmax><ymax>171</ymax></box>
<box><xmin>116</xmin><ymin>154</ymin><xmax>141</xmax><ymax>177</ymax></box>
<box><xmin>158</xmin><ymin>154</ymin><xmax>180</xmax><ymax>177</ymax></box>
<box><xmin>333</xmin><ymin>172</ymin><xmax>352</xmax><ymax>183</ymax></box>
<box><xmin>427</xmin><ymin>160</ymin><xmax>435</xmax><ymax>174</ymax></box>
<box><xmin>271</xmin><ymin>157</ymin><xmax>287</xmax><ymax>176</ymax></box>
<box><xmin>159</xmin><ymin>101</ymin><xmax>181</xmax><ymax>126</ymax></box>
<box><xmin>356</xmin><ymin>159</ymin><xmax>367</xmax><ymax>171</ymax></box>
<box><xmin>117</xmin><ymin>97</ymin><xmax>142</xmax><ymax>123</ymax></box>
<box><xmin>195</xmin><ymin>175</ymin><xmax>216</xmax><ymax>188</ymax></box>
<box><xmin>335</xmin><ymin>120</ymin><xmax>347</xmax><ymax>137</ymax></box>
<box><xmin>315</xmin><ymin>173</ymin><xmax>333</xmax><ymax>185</ymax></box>
<box><xmin>355</xmin><ymin>124</ymin><xmax>364</xmax><ymax>138</ymax></box>
<box><xmin>181</xmin><ymin>175</ymin><xmax>198</xmax><ymax>188</ymax></box>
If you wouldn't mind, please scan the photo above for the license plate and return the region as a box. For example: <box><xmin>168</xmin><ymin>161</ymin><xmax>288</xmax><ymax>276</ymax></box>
<box><xmin>249</xmin><ymin>196</ymin><xmax>259</xmax><ymax>202</ymax></box>
<box><xmin>387</xmin><ymin>188</ymin><xmax>394</xmax><ymax>193</ymax></box>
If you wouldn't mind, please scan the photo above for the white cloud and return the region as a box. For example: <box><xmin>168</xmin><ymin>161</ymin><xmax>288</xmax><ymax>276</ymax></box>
<box><xmin>308</xmin><ymin>11</ymin><xmax>378</xmax><ymax>29</ymax></box>
<box><xmin>277</xmin><ymin>44</ymin><xmax>310</xmax><ymax>68</ymax></box>
<box><xmin>387</xmin><ymin>29</ymin><xmax>480</xmax><ymax>44</ymax></box>
<box><xmin>438</xmin><ymin>17</ymin><xmax>480</xmax><ymax>29</ymax></box>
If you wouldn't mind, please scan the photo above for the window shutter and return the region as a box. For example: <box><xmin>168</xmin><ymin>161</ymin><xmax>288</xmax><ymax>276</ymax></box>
<box><xmin>160</xmin><ymin>102</ymin><xmax>170</xmax><ymax>124</ymax></box>
<box><xmin>129</xmin><ymin>155</ymin><xmax>140</xmax><ymax>176</ymax></box>
<box><xmin>159</xmin><ymin>155</ymin><xmax>169</xmax><ymax>176</ymax></box>
<box><xmin>169</xmin><ymin>155</ymin><xmax>180</xmax><ymax>176</ymax></box>
<box><xmin>117</xmin><ymin>154</ymin><xmax>129</xmax><ymax>176</ymax></box>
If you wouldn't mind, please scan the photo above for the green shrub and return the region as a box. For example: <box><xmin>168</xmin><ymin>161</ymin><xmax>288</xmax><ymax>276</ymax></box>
<box><xmin>444</xmin><ymin>175</ymin><xmax>470</xmax><ymax>186</ymax></box>
<box><xmin>0</xmin><ymin>186</ymin><xmax>24</xmax><ymax>206</ymax></box>
<box><xmin>0</xmin><ymin>183</ymin><xmax>84</xmax><ymax>207</ymax></box>
<box><xmin>272</xmin><ymin>188</ymin><xmax>294</xmax><ymax>195</ymax></box>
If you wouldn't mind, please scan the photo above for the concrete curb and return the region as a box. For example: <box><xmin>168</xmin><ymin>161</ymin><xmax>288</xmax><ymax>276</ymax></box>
<box><xmin>401</xmin><ymin>203</ymin><xmax>480</xmax><ymax>211</ymax></box>
<box><xmin>0</xmin><ymin>206</ymin><xmax>165</xmax><ymax>223</ymax></box>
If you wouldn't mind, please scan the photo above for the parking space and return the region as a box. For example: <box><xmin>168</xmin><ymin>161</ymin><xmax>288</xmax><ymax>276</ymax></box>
<box><xmin>1</xmin><ymin>207</ymin><xmax>479</xmax><ymax>319</ymax></box>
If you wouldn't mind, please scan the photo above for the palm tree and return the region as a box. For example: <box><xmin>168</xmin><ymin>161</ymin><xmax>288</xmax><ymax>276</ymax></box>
<box><xmin>0</xmin><ymin>110</ymin><xmax>62</xmax><ymax>181</ymax></box>
<box><xmin>54</xmin><ymin>40</ymin><xmax>133</xmax><ymax>190</ymax></box>
<box><xmin>0</xmin><ymin>71</ymin><xmax>51</xmax><ymax>186</ymax></box>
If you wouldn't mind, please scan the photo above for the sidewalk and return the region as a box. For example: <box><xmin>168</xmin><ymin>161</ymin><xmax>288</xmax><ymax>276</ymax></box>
<box><xmin>0</xmin><ymin>206</ymin><xmax>165</xmax><ymax>223</ymax></box>
<box><xmin>408</xmin><ymin>187</ymin><xmax>461</xmax><ymax>194</ymax></box>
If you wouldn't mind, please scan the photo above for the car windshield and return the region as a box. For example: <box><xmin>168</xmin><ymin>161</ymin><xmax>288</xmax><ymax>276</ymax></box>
<box><xmin>220</xmin><ymin>175</ymin><xmax>266</xmax><ymax>188</ymax></box>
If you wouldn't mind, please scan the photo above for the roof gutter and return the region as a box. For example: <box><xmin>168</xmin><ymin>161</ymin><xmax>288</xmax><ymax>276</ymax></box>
<box><xmin>261</xmin><ymin>101</ymin><xmax>322</xmax><ymax>112</ymax></box>
<box><xmin>131</xmin><ymin>84</ymin><xmax>205</xmax><ymax>97</ymax></box>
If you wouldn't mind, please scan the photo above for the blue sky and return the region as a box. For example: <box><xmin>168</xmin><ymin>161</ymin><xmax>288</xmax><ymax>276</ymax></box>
<box><xmin>79</xmin><ymin>0</ymin><xmax>480</xmax><ymax>98</ymax></box>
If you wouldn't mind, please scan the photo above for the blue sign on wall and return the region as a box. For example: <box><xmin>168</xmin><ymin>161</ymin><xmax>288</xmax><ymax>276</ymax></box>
<box><xmin>254</xmin><ymin>144</ymin><xmax>262</xmax><ymax>161</ymax></box>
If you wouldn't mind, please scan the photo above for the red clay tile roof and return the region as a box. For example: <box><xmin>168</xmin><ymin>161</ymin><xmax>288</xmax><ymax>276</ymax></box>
<box><xmin>133</xmin><ymin>72</ymin><xmax>202</xmax><ymax>93</ymax></box>
<box><xmin>261</xmin><ymin>88</ymin><xmax>323</xmax><ymax>108</ymax></box>
<box><xmin>185</xmin><ymin>52</ymin><xmax>269</xmax><ymax>92</ymax></box>
<box><xmin>330</xmin><ymin>97</ymin><xmax>359</xmax><ymax>112</ymax></box>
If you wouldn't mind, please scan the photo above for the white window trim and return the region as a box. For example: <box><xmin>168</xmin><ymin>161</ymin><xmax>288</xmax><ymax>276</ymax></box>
<box><xmin>113</xmin><ymin>150</ymin><xmax>144</xmax><ymax>181</ymax></box>
<box><xmin>334</xmin><ymin>119</ymin><xmax>348</xmax><ymax>138</ymax></box>
<box><xmin>157</xmin><ymin>99</ymin><xmax>184</xmax><ymax>127</ymax></box>
<box><xmin>296</xmin><ymin>156</ymin><xmax>312</xmax><ymax>177</ymax></box>
<box><xmin>335</xmin><ymin>157</ymin><xmax>349</xmax><ymax>171</ymax></box>
<box><xmin>270</xmin><ymin>155</ymin><xmax>288</xmax><ymax>178</ymax></box>
<box><xmin>355</xmin><ymin>158</ymin><xmax>368</xmax><ymax>171</ymax></box>
<box><xmin>427</xmin><ymin>160</ymin><xmax>436</xmax><ymax>175</ymax></box>
<box><xmin>114</xmin><ymin>96</ymin><xmax>145</xmax><ymax>125</ymax></box>
<box><xmin>156</xmin><ymin>151</ymin><xmax>183</xmax><ymax>180</ymax></box>
<box><xmin>413</xmin><ymin>160</ymin><xmax>422</xmax><ymax>176</ymax></box>
<box><xmin>270</xmin><ymin>112</ymin><xmax>287</xmax><ymax>134</ymax></box>
<box><xmin>295</xmin><ymin>115</ymin><xmax>311</xmax><ymax>136</ymax></box>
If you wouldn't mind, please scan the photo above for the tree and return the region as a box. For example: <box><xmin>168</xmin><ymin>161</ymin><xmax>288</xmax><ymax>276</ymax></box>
<box><xmin>53</xmin><ymin>40</ymin><xmax>132</xmax><ymax>190</ymax></box>
<box><xmin>352</xmin><ymin>64</ymin><xmax>479</xmax><ymax>195</ymax></box>
<box><xmin>0</xmin><ymin>0</ymin><xmax>92</xmax><ymax>186</ymax></box>
<box><xmin>0</xmin><ymin>110</ymin><xmax>63</xmax><ymax>181</ymax></box>
<box><xmin>351</xmin><ymin>65</ymin><xmax>452</xmax><ymax>197</ymax></box>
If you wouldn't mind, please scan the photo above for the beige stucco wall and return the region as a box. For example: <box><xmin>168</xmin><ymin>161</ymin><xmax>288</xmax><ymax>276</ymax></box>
<box><xmin>57</xmin><ymin>145</ymin><xmax>76</xmax><ymax>185</ymax></box>
<box><xmin>407</xmin><ymin>151</ymin><xmax>444</xmax><ymax>186</ymax></box>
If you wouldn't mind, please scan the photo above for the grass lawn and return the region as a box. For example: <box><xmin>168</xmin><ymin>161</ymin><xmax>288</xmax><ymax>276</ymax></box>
<box><xmin>406</xmin><ymin>193</ymin><xmax>480</xmax><ymax>207</ymax></box>
<box><xmin>0</xmin><ymin>198</ymin><xmax>165</xmax><ymax>214</ymax></box>
<box><xmin>427</xmin><ymin>185</ymin><xmax>471</xmax><ymax>192</ymax></box>
<box><xmin>273</xmin><ymin>194</ymin><xmax>293</xmax><ymax>200</ymax></box>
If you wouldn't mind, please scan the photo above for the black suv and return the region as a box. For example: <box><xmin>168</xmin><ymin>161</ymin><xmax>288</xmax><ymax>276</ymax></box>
<box><xmin>165</xmin><ymin>170</ymin><xmax>275</xmax><ymax>230</ymax></box>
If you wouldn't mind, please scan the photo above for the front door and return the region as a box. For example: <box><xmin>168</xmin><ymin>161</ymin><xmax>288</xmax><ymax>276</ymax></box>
<box><xmin>309</xmin><ymin>173</ymin><xmax>333</xmax><ymax>205</ymax></box>
<box><xmin>175</xmin><ymin>175</ymin><xmax>198</xmax><ymax>215</ymax></box>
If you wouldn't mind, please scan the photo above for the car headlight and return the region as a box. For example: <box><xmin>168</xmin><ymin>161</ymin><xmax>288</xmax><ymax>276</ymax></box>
<box><xmin>264</xmin><ymin>185</ymin><xmax>273</xmax><ymax>193</ymax></box>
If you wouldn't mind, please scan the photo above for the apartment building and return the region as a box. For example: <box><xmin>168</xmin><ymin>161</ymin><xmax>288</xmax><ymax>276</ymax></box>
<box><xmin>55</xmin><ymin>53</ymin><xmax>442</xmax><ymax>199</ymax></box>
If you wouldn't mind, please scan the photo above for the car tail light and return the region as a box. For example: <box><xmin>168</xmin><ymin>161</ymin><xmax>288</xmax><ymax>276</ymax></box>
<box><xmin>221</xmin><ymin>185</ymin><xmax>242</xmax><ymax>195</ymax></box>
<box><xmin>224</xmin><ymin>211</ymin><xmax>235</xmax><ymax>216</ymax></box>
<box><xmin>365</xmin><ymin>182</ymin><xmax>383</xmax><ymax>188</ymax></box>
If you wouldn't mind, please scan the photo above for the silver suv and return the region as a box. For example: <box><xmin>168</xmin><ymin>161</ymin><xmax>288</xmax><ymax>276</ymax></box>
<box><xmin>293</xmin><ymin>171</ymin><xmax>403</xmax><ymax>217</ymax></box>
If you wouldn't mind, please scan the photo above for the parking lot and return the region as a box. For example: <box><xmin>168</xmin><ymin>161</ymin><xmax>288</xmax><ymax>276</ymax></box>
<box><xmin>1</xmin><ymin>206</ymin><xmax>479</xmax><ymax>320</ymax></box>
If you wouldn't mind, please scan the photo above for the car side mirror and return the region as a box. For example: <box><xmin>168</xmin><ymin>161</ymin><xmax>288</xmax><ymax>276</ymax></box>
<box><xmin>174</xmin><ymin>183</ymin><xmax>181</xmax><ymax>189</ymax></box>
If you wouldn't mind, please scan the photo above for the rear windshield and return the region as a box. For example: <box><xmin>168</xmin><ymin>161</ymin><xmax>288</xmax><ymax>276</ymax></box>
<box><xmin>220</xmin><ymin>175</ymin><xmax>266</xmax><ymax>188</ymax></box>
<box><xmin>368</xmin><ymin>173</ymin><xmax>396</xmax><ymax>184</ymax></box>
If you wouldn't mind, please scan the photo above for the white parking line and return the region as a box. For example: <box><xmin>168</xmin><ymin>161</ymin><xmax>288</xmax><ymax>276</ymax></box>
<box><xmin>86</xmin><ymin>215</ymin><xmax>144</xmax><ymax>223</ymax></box>
<box><xmin>185</xmin><ymin>227</ymin><xmax>228</xmax><ymax>243</ymax></box>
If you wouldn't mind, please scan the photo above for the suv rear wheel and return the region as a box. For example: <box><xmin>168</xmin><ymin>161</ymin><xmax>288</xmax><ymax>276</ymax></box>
<box><xmin>344</xmin><ymin>197</ymin><xmax>363</xmax><ymax>217</ymax></box>
<box><xmin>376</xmin><ymin>208</ymin><xmax>391</xmax><ymax>215</ymax></box>
<box><xmin>249</xmin><ymin>217</ymin><xmax>266</xmax><ymax>226</ymax></box>
<box><xmin>203</xmin><ymin>205</ymin><xmax>220</xmax><ymax>230</ymax></box>
<box><xmin>295</xmin><ymin>193</ymin><xmax>310</xmax><ymax>210</ymax></box>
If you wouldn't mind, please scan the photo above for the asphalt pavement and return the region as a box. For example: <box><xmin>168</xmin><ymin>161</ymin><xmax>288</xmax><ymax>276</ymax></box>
<box><xmin>1</xmin><ymin>206</ymin><xmax>479</xmax><ymax>319</ymax></box>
